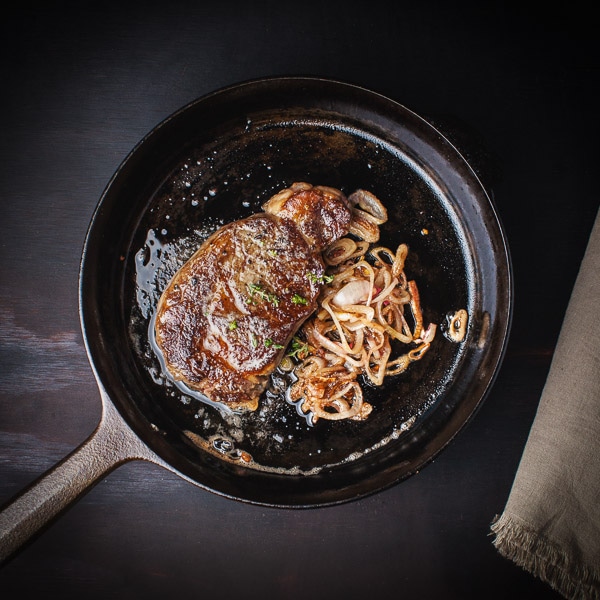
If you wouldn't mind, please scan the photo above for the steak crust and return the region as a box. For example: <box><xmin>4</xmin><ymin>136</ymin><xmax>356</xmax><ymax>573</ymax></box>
<box><xmin>154</xmin><ymin>183</ymin><xmax>352</xmax><ymax>411</ymax></box>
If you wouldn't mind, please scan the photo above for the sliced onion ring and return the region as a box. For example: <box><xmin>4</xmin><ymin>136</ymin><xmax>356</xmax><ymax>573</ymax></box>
<box><xmin>348</xmin><ymin>208</ymin><xmax>381</xmax><ymax>243</ymax></box>
<box><xmin>348</xmin><ymin>189</ymin><xmax>388</xmax><ymax>224</ymax></box>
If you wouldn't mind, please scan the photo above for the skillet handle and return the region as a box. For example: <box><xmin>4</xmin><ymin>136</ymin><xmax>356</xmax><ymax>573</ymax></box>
<box><xmin>0</xmin><ymin>398</ymin><xmax>160</xmax><ymax>564</ymax></box>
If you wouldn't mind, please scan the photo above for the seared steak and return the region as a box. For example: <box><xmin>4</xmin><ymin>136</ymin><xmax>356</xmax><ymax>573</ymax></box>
<box><xmin>154</xmin><ymin>183</ymin><xmax>352</xmax><ymax>411</ymax></box>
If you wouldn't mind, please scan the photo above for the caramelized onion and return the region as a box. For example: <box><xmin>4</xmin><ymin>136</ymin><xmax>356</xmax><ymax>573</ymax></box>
<box><xmin>446</xmin><ymin>309</ymin><xmax>468</xmax><ymax>342</ymax></box>
<box><xmin>324</xmin><ymin>238</ymin><xmax>358</xmax><ymax>266</ymax></box>
<box><xmin>348</xmin><ymin>208</ymin><xmax>381</xmax><ymax>242</ymax></box>
<box><xmin>286</xmin><ymin>189</ymin><xmax>439</xmax><ymax>424</ymax></box>
<box><xmin>349</xmin><ymin>189</ymin><xmax>388</xmax><ymax>224</ymax></box>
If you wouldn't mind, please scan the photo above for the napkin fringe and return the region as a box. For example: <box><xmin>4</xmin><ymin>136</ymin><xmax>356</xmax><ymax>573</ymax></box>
<box><xmin>491</xmin><ymin>513</ymin><xmax>600</xmax><ymax>600</ymax></box>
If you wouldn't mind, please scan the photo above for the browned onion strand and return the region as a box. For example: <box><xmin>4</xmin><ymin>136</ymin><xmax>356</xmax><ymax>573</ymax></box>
<box><xmin>288</xmin><ymin>190</ymin><xmax>437</xmax><ymax>423</ymax></box>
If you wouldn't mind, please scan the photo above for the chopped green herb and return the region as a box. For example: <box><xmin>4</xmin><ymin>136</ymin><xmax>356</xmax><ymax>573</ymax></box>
<box><xmin>251</xmin><ymin>334</ymin><xmax>258</xmax><ymax>348</ymax></box>
<box><xmin>228</xmin><ymin>320</ymin><xmax>238</xmax><ymax>330</ymax></box>
<box><xmin>247</xmin><ymin>283</ymin><xmax>280</xmax><ymax>306</ymax></box>
<box><xmin>292</xmin><ymin>293</ymin><xmax>308</xmax><ymax>305</ymax></box>
<box><xmin>264</xmin><ymin>338</ymin><xmax>284</xmax><ymax>349</ymax></box>
<box><xmin>267</xmin><ymin>249</ymin><xmax>278</xmax><ymax>257</ymax></box>
<box><xmin>286</xmin><ymin>336</ymin><xmax>310</xmax><ymax>359</ymax></box>
<box><xmin>307</xmin><ymin>271</ymin><xmax>334</xmax><ymax>284</ymax></box>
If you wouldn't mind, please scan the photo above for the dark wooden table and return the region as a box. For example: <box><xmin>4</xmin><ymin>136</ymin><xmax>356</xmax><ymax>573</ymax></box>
<box><xmin>1</xmin><ymin>3</ymin><xmax>597</xmax><ymax>598</ymax></box>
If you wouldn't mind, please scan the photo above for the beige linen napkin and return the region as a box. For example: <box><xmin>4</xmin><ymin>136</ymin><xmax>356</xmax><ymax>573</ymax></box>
<box><xmin>491</xmin><ymin>208</ymin><xmax>600</xmax><ymax>599</ymax></box>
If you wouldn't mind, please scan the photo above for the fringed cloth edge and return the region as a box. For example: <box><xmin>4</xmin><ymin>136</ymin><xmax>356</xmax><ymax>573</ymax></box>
<box><xmin>491</xmin><ymin>513</ymin><xmax>600</xmax><ymax>600</ymax></box>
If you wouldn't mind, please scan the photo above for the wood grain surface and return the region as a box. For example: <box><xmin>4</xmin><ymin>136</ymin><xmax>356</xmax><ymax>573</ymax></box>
<box><xmin>1</xmin><ymin>2</ymin><xmax>597</xmax><ymax>598</ymax></box>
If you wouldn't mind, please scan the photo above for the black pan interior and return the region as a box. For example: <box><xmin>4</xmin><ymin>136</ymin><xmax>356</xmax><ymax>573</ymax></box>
<box><xmin>79</xmin><ymin>77</ymin><xmax>512</xmax><ymax>507</ymax></box>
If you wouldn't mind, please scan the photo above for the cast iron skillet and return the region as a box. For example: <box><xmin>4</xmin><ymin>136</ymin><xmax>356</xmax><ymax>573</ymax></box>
<box><xmin>0</xmin><ymin>77</ymin><xmax>512</xmax><ymax>562</ymax></box>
